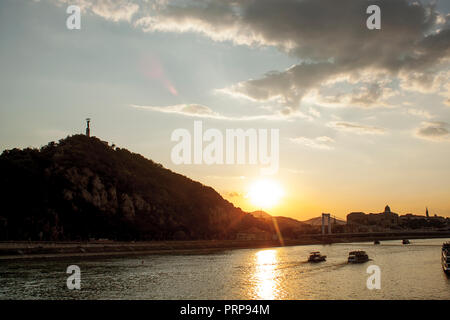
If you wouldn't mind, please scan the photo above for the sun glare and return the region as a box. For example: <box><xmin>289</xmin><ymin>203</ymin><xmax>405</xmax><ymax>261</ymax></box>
<box><xmin>248</xmin><ymin>179</ymin><xmax>284</xmax><ymax>209</ymax></box>
<box><xmin>254</xmin><ymin>250</ymin><xmax>279</xmax><ymax>299</ymax></box>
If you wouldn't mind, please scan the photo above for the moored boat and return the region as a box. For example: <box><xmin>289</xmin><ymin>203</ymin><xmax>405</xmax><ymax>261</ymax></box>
<box><xmin>442</xmin><ymin>242</ymin><xmax>450</xmax><ymax>275</ymax></box>
<box><xmin>348</xmin><ymin>251</ymin><xmax>369</xmax><ymax>263</ymax></box>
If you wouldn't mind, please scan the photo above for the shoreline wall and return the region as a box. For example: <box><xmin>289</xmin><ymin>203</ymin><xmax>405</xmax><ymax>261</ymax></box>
<box><xmin>1</xmin><ymin>231</ymin><xmax>450</xmax><ymax>260</ymax></box>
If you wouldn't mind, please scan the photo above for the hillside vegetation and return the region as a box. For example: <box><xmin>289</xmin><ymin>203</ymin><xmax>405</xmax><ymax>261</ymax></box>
<box><xmin>0</xmin><ymin>135</ymin><xmax>310</xmax><ymax>241</ymax></box>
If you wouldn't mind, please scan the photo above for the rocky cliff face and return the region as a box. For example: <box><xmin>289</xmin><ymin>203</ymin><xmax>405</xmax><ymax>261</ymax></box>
<box><xmin>0</xmin><ymin>135</ymin><xmax>256</xmax><ymax>241</ymax></box>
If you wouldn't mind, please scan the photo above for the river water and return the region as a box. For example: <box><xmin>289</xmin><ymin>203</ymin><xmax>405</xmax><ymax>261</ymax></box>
<box><xmin>1</xmin><ymin>238</ymin><xmax>449</xmax><ymax>299</ymax></box>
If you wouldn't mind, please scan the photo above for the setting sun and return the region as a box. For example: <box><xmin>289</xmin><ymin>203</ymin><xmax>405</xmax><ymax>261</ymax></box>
<box><xmin>247</xmin><ymin>179</ymin><xmax>284</xmax><ymax>209</ymax></box>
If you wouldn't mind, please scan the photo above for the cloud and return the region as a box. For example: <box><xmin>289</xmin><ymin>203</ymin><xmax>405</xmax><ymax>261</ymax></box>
<box><xmin>399</xmin><ymin>71</ymin><xmax>447</xmax><ymax>94</ymax></box>
<box><xmin>130</xmin><ymin>104</ymin><xmax>311</xmax><ymax>121</ymax></box>
<box><xmin>308</xmin><ymin>107</ymin><xmax>321</xmax><ymax>118</ymax></box>
<box><xmin>227</xmin><ymin>191</ymin><xmax>243</xmax><ymax>198</ymax></box>
<box><xmin>134</xmin><ymin>0</ymin><xmax>450</xmax><ymax>111</ymax></box>
<box><xmin>134</xmin><ymin>1</ymin><xmax>263</xmax><ymax>46</ymax></box>
<box><xmin>136</xmin><ymin>0</ymin><xmax>443</xmax><ymax>64</ymax></box>
<box><xmin>290</xmin><ymin>136</ymin><xmax>335</xmax><ymax>150</ymax></box>
<box><xmin>91</xmin><ymin>0</ymin><xmax>139</xmax><ymax>21</ymax></box>
<box><xmin>314</xmin><ymin>77</ymin><xmax>397</xmax><ymax>108</ymax></box>
<box><xmin>55</xmin><ymin>0</ymin><xmax>139</xmax><ymax>22</ymax></box>
<box><xmin>347</xmin><ymin>83</ymin><xmax>396</xmax><ymax>107</ymax></box>
<box><xmin>440</xmin><ymin>82</ymin><xmax>450</xmax><ymax>106</ymax></box>
<box><xmin>43</xmin><ymin>0</ymin><xmax>450</xmax><ymax>124</ymax></box>
<box><xmin>415</xmin><ymin>121</ymin><xmax>450</xmax><ymax>141</ymax></box>
<box><xmin>139</xmin><ymin>103</ymin><xmax>218</xmax><ymax>116</ymax></box>
<box><xmin>131</xmin><ymin>103</ymin><xmax>222</xmax><ymax>118</ymax></box>
<box><xmin>217</xmin><ymin>62</ymin><xmax>342</xmax><ymax>112</ymax></box>
<box><xmin>327</xmin><ymin>121</ymin><xmax>386</xmax><ymax>135</ymax></box>
<box><xmin>407</xmin><ymin>108</ymin><xmax>434</xmax><ymax>119</ymax></box>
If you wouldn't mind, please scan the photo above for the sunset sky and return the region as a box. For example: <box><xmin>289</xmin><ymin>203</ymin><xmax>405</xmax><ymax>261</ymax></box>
<box><xmin>1</xmin><ymin>0</ymin><xmax>449</xmax><ymax>220</ymax></box>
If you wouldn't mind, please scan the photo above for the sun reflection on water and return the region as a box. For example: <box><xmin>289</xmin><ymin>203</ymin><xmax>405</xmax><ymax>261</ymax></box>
<box><xmin>253</xmin><ymin>249</ymin><xmax>280</xmax><ymax>299</ymax></box>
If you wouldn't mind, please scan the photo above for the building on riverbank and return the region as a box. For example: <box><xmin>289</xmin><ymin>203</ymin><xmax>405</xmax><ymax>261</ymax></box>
<box><xmin>347</xmin><ymin>206</ymin><xmax>449</xmax><ymax>232</ymax></box>
<box><xmin>235</xmin><ymin>227</ymin><xmax>272</xmax><ymax>240</ymax></box>
<box><xmin>346</xmin><ymin>205</ymin><xmax>399</xmax><ymax>231</ymax></box>
<box><xmin>399</xmin><ymin>209</ymin><xmax>449</xmax><ymax>229</ymax></box>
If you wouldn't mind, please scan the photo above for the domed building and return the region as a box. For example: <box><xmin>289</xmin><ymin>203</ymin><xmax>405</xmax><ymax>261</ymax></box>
<box><xmin>374</xmin><ymin>204</ymin><xmax>399</xmax><ymax>227</ymax></box>
<box><xmin>347</xmin><ymin>205</ymin><xmax>399</xmax><ymax>230</ymax></box>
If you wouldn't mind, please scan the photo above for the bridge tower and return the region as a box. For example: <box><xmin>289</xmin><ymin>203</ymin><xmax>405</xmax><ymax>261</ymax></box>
<box><xmin>322</xmin><ymin>213</ymin><xmax>331</xmax><ymax>235</ymax></box>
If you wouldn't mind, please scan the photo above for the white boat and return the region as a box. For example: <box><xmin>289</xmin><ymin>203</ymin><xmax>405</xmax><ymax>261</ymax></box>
<box><xmin>442</xmin><ymin>242</ymin><xmax>450</xmax><ymax>275</ymax></box>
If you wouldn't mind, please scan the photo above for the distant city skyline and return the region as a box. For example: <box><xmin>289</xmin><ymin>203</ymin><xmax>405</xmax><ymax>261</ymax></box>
<box><xmin>1</xmin><ymin>0</ymin><xmax>450</xmax><ymax>220</ymax></box>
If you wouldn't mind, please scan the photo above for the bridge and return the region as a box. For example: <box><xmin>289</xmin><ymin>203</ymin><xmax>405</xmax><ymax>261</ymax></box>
<box><xmin>320</xmin><ymin>213</ymin><xmax>341</xmax><ymax>235</ymax></box>
<box><xmin>299</xmin><ymin>229</ymin><xmax>450</xmax><ymax>245</ymax></box>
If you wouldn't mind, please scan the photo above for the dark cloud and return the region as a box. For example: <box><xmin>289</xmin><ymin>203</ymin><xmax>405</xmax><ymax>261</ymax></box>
<box><xmin>220</xmin><ymin>62</ymin><xmax>341</xmax><ymax>110</ymax></box>
<box><xmin>317</xmin><ymin>78</ymin><xmax>395</xmax><ymax>108</ymax></box>
<box><xmin>416</xmin><ymin>121</ymin><xmax>450</xmax><ymax>141</ymax></box>
<box><xmin>136</xmin><ymin>0</ymin><xmax>450</xmax><ymax>110</ymax></box>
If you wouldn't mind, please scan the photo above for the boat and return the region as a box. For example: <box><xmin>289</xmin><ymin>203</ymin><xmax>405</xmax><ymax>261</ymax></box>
<box><xmin>402</xmin><ymin>239</ymin><xmax>410</xmax><ymax>245</ymax></box>
<box><xmin>348</xmin><ymin>251</ymin><xmax>369</xmax><ymax>263</ymax></box>
<box><xmin>442</xmin><ymin>242</ymin><xmax>450</xmax><ymax>275</ymax></box>
<box><xmin>308</xmin><ymin>251</ymin><xmax>327</xmax><ymax>263</ymax></box>
<box><xmin>374</xmin><ymin>240</ymin><xmax>380</xmax><ymax>245</ymax></box>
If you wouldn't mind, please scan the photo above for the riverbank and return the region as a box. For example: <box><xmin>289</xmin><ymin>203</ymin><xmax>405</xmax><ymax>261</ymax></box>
<box><xmin>2</xmin><ymin>231</ymin><xmax>450</xmax><ymax>260</ymax></box>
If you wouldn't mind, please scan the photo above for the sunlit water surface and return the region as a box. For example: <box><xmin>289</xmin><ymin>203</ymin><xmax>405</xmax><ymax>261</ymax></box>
<box><xmin>1</xmin><ymin>238</ymin><xmax>449</xmax><ymax>299</ymax></box>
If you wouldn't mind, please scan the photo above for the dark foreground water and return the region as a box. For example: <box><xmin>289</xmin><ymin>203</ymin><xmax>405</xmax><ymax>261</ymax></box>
<box><xmin>1</xmin><ymin>238</ymin><xmax>449</xmax><ymax>299</ymax></box>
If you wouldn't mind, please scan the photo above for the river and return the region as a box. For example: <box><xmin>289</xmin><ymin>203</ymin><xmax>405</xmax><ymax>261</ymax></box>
<box><xmin>1</xmin><ymin>238</ymin><xmax>449</xmax><ymax>299</ymax></box>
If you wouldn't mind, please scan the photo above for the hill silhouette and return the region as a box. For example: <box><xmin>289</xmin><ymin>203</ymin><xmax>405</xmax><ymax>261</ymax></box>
<box><xmin>250</xmin><ymin>211</ymin><xmax>317</xmax><ymax>236</ymax></box>
<box><xmin>0</xmin><ymin>135</ymin><xmax>308</xmax><ymax>241</ymax></box>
